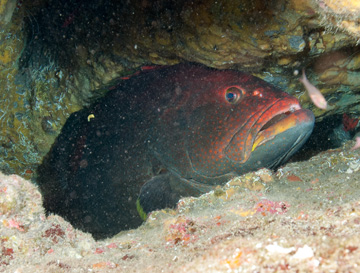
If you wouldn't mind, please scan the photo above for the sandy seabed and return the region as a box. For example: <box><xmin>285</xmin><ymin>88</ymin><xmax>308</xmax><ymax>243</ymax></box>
<box><xmin>1</xmin><ymin>140</ymin><xmax>360</xmax><ymax>272</ymax></box>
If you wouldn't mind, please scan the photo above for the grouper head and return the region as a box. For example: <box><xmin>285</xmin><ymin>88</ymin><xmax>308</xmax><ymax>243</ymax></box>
<box><xmin>150</xmin><ymin>64</ymin><xmax>314</xmax><ymax>185</ymax></box>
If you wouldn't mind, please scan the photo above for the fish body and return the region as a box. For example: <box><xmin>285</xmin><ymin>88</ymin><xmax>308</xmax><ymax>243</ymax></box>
<box><xmin>37</xmin><ymin>63</ymin><xmax>314</xmax><ymax>239</ymax></box>
<box><xmin>351</xmin><ymin>136</ymin><xmax>360</xmax><ymax>151</ymax></box>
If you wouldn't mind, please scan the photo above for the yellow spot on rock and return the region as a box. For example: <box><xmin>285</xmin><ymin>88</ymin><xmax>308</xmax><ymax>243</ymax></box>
<box><xmin>230</xmin><ymin>208</ymin><xmax>256</xmax><ymax>217</ymax></box>
<box><xmin>221</xmin><ymin>249</ymin><xmax>243</xmax><ymax>269</ymax></box>
<box><xmin>0</xmin><ymin>49</ymin><xmax>11</xmax><ymax>65</ymax></box>
<box><xmin>219</xmin><ymin>188</ymin><xmax>237</xmax><ymax>201</ymax></box>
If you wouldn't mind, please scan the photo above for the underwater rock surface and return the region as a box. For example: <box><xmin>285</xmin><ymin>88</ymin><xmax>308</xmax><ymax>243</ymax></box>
<box><xmin>1</xmin><ymin>140</ymin><xmax>360</xmax><ymax>272</ymax></box>
<box><xmin>0</xmin><ymin>0</ymin><xmax>359</xmax><ymax>190</ymax></box>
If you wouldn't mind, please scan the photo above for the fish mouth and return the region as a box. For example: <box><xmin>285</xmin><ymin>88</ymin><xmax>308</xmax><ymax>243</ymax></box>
<box><xmin>252</xmin><ymin>103</ymin><xmax>302</xmax><ymax>151</ymax></box>
<box><xmin>226</xmin><ymin>98</ymin><xmax>314</xmax><ymax>164</ymax></box>
<box><xmin>250</xmin><ymin>100</ymin><xmax>315</xmax><ymax>158</ymax></box>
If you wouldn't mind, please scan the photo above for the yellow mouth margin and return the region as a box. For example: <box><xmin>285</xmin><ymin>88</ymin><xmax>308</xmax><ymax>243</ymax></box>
<box><xmin>252</xmin><ymin>113</ymin><xmax>298</xmax><ymax>152</ymax></box>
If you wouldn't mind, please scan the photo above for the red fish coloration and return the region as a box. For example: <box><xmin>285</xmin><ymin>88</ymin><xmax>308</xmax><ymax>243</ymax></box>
<box><xmin>37</xmin><ymin>63</ymin><xmax>314</xmax><ymax>239</ymax></box>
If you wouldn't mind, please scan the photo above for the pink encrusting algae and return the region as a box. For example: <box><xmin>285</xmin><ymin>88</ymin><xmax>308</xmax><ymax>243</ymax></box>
<box><xmin>342</xmin><ymin>113</ymin><xmax>360</xmax><ymax>131</ymax></box>
<box><xmin>299</xmin><ymin>69</ymin><xmax>327</xmax><ymax>110</ymax></box>
<box><xmin>255</xmin><ymin>199</ymin><xmax>290</xmax><ymax>216</ymax></box>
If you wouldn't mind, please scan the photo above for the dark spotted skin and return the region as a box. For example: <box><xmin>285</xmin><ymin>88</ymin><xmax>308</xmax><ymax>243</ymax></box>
<box><xmin>37</xmin><ymin>63</ymin><xmax>314</xmax><ymax>239</ymax></box>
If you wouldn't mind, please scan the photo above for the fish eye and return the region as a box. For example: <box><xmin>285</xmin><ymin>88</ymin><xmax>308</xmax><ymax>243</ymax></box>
<box><xmin>225</xmin><ymin>87</ymin><xmax>242</xmax><ymax>104</ymax></box>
